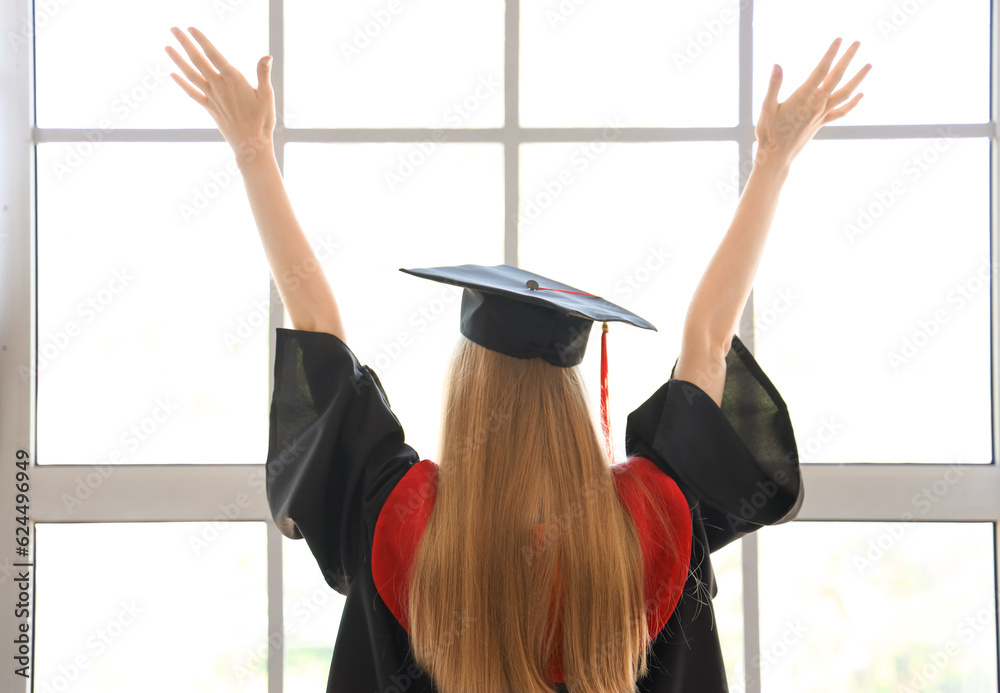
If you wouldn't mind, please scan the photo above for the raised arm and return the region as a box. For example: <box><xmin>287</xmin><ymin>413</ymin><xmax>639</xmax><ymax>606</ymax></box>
<box><xmin>165</xmin><ymin>27</ymin><xmax>346</xmax><ymax>340</ymax></box>
<box><xmin>673</xmin><ymin>37</ymin><xmax>871</xmax><ymax>406</ymax></box>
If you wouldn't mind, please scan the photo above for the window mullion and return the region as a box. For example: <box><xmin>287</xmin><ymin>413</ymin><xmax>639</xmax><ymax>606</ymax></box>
<box><xmin>990</xmin><ymin>0</ymin><xmax>1000</xmax><ymax>685</ymax></box>
<box><xmin>504</xmin><ymin>0</ymin><xmax>519</xmax><ymax>266</ymax></box>
<box><xmin>267</xmin><ymin>523</ymin><xmax>284</xmax><ymax>693</ymax></box>
<box><xmin>741</xmin><ymin>533</ymin><xmax>762</xmax><ymax>693</ymax></box>
<box><xmin>2</xmin><ymin>1</ymin><xmax>35</xmax><ymax>691</ymax></box>
<box><xmin>268</xmin><ymin>2</ymin><xmax>286</xmax><ymax>692</ymax></box>
<box><xmin>737</xmin><ymin>2</ymin><xmax>763</xmax><ymax>692</ymax></box>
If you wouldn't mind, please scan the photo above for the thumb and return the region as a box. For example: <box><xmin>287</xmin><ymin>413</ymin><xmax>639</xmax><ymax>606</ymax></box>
<box><xmin>257</xmin><ymin>55</ymin><xmax>273</xmax><ymax>94</ymax></box>
<box><xmin>762</xmin><ymin>64</ymin><xmax>782</xmax><ymax>112</ymax></box>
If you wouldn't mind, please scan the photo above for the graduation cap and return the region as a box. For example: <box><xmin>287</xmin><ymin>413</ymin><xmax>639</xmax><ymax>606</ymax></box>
<box><xmin>399</xmin><ymin>263</ymin><xmax>657</xmax><ymax>459</ymax></box>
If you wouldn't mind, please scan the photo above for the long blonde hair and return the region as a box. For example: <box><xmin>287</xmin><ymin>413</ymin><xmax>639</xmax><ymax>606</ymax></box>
<box><xmin>407</xmin><ymin>336</ymin><xmax>679</xmax><ymax>693</ymax></box>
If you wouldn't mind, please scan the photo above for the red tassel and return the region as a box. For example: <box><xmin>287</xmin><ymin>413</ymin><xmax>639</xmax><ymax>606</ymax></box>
<box><xmin>600</xmin><ymin>322</ymin><xmax>613</xmax><ymax>462</ymax></box>
<box><xmin>524</xmin><ymin>285</ymin><xmax>614</xmax><ymax>460</ymax></box>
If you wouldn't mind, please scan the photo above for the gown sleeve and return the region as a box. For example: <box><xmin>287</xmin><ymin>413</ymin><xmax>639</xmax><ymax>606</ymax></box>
<box><xmin>265</xmin><ymin>327</ymin><xmax>420</xmax><ymax>595</ymax></box>
<box><xmin>624</xmin><ymin>333</ymin><xmax>803</xmax><ymax>553</ymax></box>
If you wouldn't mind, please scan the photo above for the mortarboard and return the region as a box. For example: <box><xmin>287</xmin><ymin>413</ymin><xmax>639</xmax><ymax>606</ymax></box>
<box><xmin>399</xmin><ymin>263</ymin><xmax>657</xmax><ymax>460</ymax></box>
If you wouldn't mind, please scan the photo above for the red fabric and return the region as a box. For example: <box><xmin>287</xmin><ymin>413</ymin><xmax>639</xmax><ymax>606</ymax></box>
<box><xmin>370</xmin><ymin>456</ymin><xmax>693</xmax><ymax>684</ymax></box>
<box><xmin>600</xmin><ymin>322</ymin><xmax>613</xmax><ymax>461</ymax></box>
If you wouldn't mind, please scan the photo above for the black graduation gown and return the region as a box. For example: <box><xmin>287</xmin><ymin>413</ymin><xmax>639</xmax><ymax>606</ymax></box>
<box><xmin>265</xmin><ymin>327</ymin><xmax>803</xmax><ymax>693</ymax></box>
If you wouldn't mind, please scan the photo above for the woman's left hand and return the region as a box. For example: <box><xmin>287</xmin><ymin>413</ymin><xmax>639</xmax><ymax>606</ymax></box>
<box><xmin>755</xmin><ymin>37</ymin><xmax>872</xmax><ymax>169</ymax></box>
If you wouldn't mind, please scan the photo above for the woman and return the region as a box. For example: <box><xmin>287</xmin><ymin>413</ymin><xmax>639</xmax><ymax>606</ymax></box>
<box><xmin>166</xmin><ymin>28</ymin><xmax>870</xmax><ymax>693</ymax></box>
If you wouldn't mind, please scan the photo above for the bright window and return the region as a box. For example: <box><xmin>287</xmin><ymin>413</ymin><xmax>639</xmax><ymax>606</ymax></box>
<box><xmin>4</xmin><ymin>1</ymin><xmax>994</xmax><ymax>691</ymax></box>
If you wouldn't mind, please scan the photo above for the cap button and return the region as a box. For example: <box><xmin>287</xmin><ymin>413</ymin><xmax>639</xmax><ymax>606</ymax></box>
<box><xmin>526</xmin><ymin>280</ymin><xmax>539</xmax><ymax>290</ymax></box>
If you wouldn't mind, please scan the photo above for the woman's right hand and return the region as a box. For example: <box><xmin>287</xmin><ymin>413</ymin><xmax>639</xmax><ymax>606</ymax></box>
<box><xmin>165</xmin><ymin>26</ymin><xmax>276</xmax><ymax>167</ymax></box>
<box><xmin>754</xmin><ymin>37</ymin><xmax>871</xmax><ymax>169</ymax></box>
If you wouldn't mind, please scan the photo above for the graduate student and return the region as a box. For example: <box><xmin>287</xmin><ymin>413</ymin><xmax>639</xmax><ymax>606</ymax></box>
<box><xmin>166</xmin><ymin>27</ymin><xmax>870</xmax><ymax>693</ymax></box>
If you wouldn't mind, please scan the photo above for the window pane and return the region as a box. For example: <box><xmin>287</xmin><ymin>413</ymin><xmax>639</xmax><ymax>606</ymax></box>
<box><xmin>285</xmin><ymin>1</ymin><xmax>504</xmax><ymax>128</ymax></box>
<box><xmin>714</xmin><ymin>539</ymin><xmax>745</xmax><ymax>688</ymax></box>
<box><xmin>521</xmin><ymin>0</ymin><xmax>737</xmax><ymax>127</ymax></box>
<box><xmin>36</xmin><ymin>522</ymin><xmax>267</xmax><ymax>692</ymax></box>
<box><xmin>758</xmin><ymin>521</ymin><xmax>997</xmax><ymax>692</ymax></box>
<box><xmin>519</xmin><ymin>142</ymin><xmax>739</xmax><ymax>459</ymax></box>
<box><xmin>283</xmin><ymin>143</ymin><xmax>504</xmax><ymax>460</ymax></box>
<box><xmin>36</xmin><ymin>143</ymin><xmax>271</xmax><ymax>464</ymax></box>
<box><xmin>283</xmin><ymin>538</ymin><xmax>342</xmax><ymax>692</ymax></box>
<box><xmin>754</xmin><ymin>0</ymin><xmax>988</xmax><ymax>126</ymax></box>
<box><xmin>752</xmin><ymin>138</ymin><xmax>990</xmax><ymax>463</ymax></box>
<box><xmin>34</xmin><ymin>1</ymin><xmax>268</xmax><ymax>128</ymax></box>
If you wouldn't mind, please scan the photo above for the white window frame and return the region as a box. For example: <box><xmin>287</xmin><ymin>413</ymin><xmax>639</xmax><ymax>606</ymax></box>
<box><xmin>1</xmin><ymin>1</ymin><xmax>997</xmax><ymax>692</ymax></box>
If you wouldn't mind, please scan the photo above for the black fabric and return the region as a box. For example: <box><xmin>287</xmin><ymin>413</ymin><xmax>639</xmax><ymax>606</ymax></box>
<box><xmin>265</xmin><ymin>327</ymin><xmax>802</xmax><ymax>693</ymax></box>
<box><xmin>624</xmin><ymin>332</ymin><xmax>803</xmax><ymax>692</ymax></box>
<box><xmin>460</xmin><ymin>288</ymin><xmax>595</xmax><ymax>367</ymax></box>
<box><xmin>265</xmin><ymin>327</ymin><xmax>419</xmax><ymax>595</ymax></box>
<box><xmin>400</xmin><ymin>263</ymin><xmax>657</xmax><ymax>367</ymax></box>
<box><xmin>625</xmin><ymin>333</ymin><xmax>803</xmax><ymax>553</ymax></box>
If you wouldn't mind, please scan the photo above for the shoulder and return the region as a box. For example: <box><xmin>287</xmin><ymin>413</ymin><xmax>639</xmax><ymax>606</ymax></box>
<box><xmin>374</xmin><ymin>459</ymin><xmax>439</xmax><ymax>532</ymax></box>
<box><xmin>612</xmin><ymin>457</ymin><xmax>693</xmax><ymax>638</ymax></box>
<box><xmin>371</xmin><ymin>459</ymin><xmax>439</xmax><ymax>632</ymax></box>
<box><xmin>611</xmin><ymin>456</ymin><xmax>689</xmax><ymax>521</ymax></box>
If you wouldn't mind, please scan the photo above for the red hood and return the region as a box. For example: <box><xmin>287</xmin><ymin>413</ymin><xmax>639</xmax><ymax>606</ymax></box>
<box><xmin>371</xmin><ymin>456</ymin><xmax>693</xmax><ymax>685</ymax></box>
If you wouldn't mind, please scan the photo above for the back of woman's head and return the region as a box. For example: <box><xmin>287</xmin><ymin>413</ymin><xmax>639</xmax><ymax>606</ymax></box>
<box><xmin>408</xmin><ymin>336</ymin><xmax>677</xmax><ymax>693</ymax></box>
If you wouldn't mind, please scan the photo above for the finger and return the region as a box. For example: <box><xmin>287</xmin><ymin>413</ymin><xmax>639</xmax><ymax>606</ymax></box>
<box><xmin>187</xmin><ymin>26</ymin><xmax>234</xmax><ymax>74</ymax></box>
<box><xmin>819</xmin><ymin>40</ymin><xmax>861</xmax><ymax>95</ymax></box>
<box><xmin>828</xmin><ymin>63</ymin><xmax>872</xmax><ymax>108</ymax></box>
<box><xmin>803</xmin><ymin>37</ymin><xmax>843</xmax><ymax>92</ymax></box>
<box><xmin>164</xmin><ymin>45</ymin><xmax>210</xmax><ymax>93</ymax></box>
<box><xmin>761</xmin><ymin>64</ymin><xmax>783</xmax><ymax>114</ymax></box>
<box><xmin>169</xmin><ymin>72</ymin><xmax>210</xmax><ymax>109</ymax></box>
<box><xmin>822</xmin><ymin>92</ymin><xmax>863</xmax><ymax>125</ymax></box>
<box><xmin>256</xmin><ymin>55</ymin><xmax>274</xmax><ymax>98</ymax></box>
<box><xmin>169</xmin><ymin>26</ymin><xmax>220</xmax><ymax>81</ymax></box>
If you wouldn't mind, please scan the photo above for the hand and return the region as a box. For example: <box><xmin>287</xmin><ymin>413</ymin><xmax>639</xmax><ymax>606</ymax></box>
<box><xmin>165</xmin><ymin>26</ymin><xmax>276</xmax><ymax>167</ymax></box>
<box><xmin>755</xmin><ymin>37</ymin><xmax>872</xmax><ymax>170</ymax></box>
